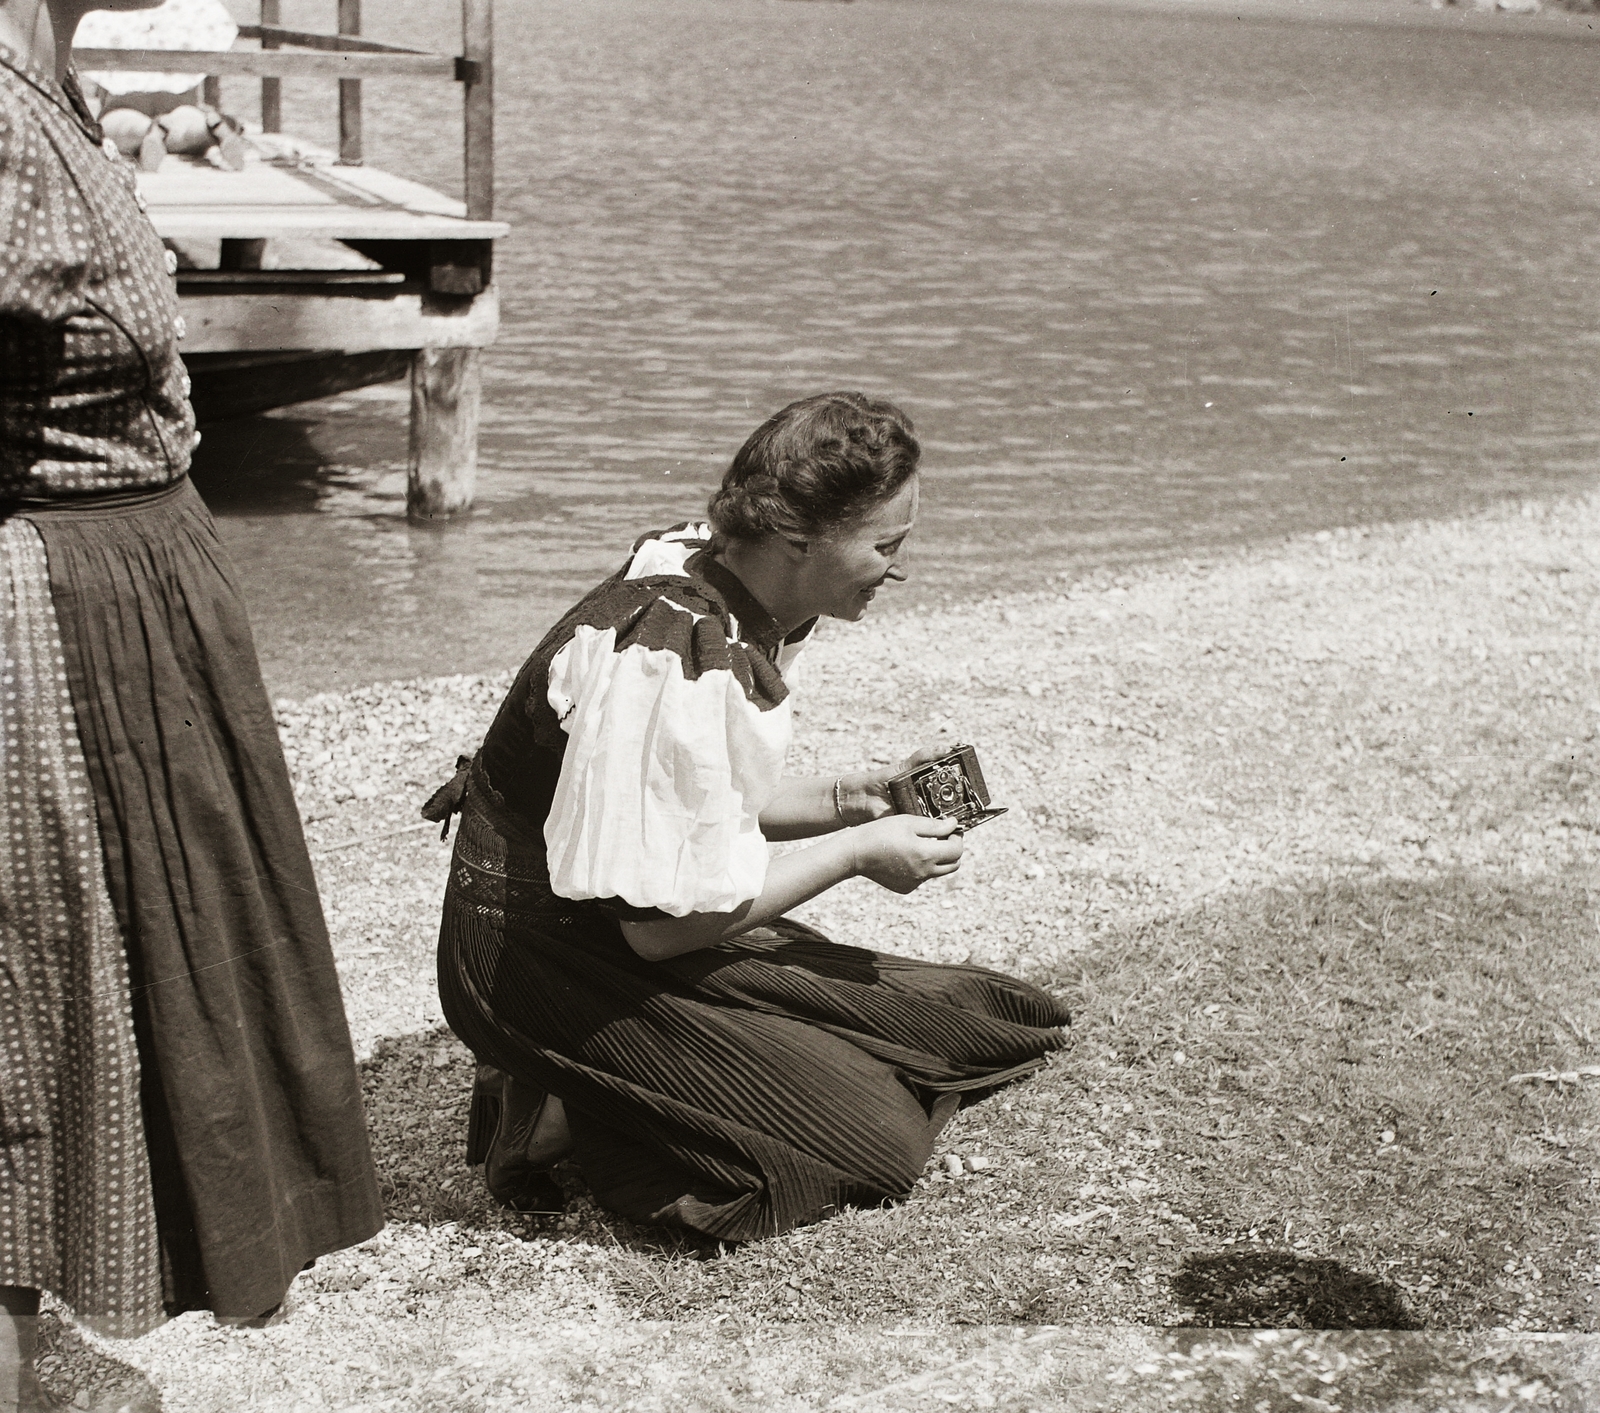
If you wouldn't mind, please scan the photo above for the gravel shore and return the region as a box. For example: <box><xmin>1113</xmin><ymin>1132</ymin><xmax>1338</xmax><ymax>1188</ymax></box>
<box><xmin>100</xmin><ymin>491</ymin><xmax>1599</xmax><ymax>1410</ymax></box>
<box><xmin>277</xmin><ymin>489</ymin><xmax>1599</xmax><ymax>1041</ymax></box>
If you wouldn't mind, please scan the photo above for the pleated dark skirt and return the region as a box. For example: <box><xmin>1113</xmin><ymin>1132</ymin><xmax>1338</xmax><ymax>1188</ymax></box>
<box><xmin>4</xmin><ymin>478</ymin><xmax>382</xmax><ymax>1327</ymax></box>
<box><xmin>437</xmin><ymin>767</ymin><xmax>1071</xmax><ymax>1241</ymax></box>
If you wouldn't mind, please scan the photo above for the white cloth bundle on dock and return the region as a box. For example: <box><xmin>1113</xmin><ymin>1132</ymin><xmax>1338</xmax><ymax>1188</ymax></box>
<box><xmin>76</xmin><ymin>0</ymin><xmax>237</xmax><ymax>96</ymax></box>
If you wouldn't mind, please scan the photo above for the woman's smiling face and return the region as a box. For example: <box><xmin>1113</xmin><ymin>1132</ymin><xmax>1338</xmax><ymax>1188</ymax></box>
<box><xmin>798</xmin><ymin>476</ymin><xmax>919</xmax><ymax>623</ymax></box>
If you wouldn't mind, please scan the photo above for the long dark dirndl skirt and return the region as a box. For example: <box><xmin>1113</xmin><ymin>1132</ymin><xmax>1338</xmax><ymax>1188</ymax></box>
<box><xmin>437</xmin><ymin>764</ymin><xmax>1071</xmax><ymax>1241</ymax></box>
<box><xmin>0</xmin><ymin>478</ymin><xmax>382</xmax><ymax>1333</ymax></box>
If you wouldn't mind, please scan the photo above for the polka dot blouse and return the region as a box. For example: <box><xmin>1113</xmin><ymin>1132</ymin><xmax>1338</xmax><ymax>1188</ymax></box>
<box><xmin>0</xmin><ymin>44</ymin><xmax>197</xmax><ymax>501</ymax></box>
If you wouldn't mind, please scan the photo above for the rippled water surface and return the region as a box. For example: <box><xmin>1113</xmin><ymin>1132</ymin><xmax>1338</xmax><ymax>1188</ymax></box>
<box><xmin>196</xmin><ymin>0</ymin><xmax>1600</xmax><ymax>695</ymax></box>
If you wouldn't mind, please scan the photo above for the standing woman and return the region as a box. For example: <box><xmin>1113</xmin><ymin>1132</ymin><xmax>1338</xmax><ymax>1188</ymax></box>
<box><xmin>433</xmin><ymin>392</ymin><xmax>1070</xmax><ymax>1240</ymax></box>
<box><xmin>0</xmin><ymin>0</ymin><xmax>381</xmax><ymax>1402</ymax></box>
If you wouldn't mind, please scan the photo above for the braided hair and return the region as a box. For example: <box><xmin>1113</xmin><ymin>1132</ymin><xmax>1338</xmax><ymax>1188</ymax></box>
<box><xmin>707</xmin><ymin>392</ymin><xmax>920</xmax><ymax>543</ymax></box>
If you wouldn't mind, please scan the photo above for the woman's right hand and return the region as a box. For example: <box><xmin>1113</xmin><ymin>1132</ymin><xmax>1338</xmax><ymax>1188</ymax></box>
<box><xmin>851</xmin><ymin>815</ymin><xmax>964</xmax><ymax>894</ymax></box>
<box><xmin>845</xmin><ymin>740</ymin><xmax>956</xmax><ymax>824</ymax></box>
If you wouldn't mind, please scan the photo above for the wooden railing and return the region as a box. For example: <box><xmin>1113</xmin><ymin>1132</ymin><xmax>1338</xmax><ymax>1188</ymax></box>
<box><xmin>75</xmin><ymin>0</ymin><xmax>494</xmax><ymax>218</ymax></box>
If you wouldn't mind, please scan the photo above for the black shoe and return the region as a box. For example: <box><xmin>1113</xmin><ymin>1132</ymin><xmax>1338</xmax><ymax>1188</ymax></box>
<box><xmin>467</xmin><ymin>1065</ymin><xmax>567</xmax><ymax>1213</ymax></box>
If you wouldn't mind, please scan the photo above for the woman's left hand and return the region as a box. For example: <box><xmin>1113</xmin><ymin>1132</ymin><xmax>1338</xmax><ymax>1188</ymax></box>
<box><xmin>837</xmin><ymin>741</ymin><xmax>951</xmax><ymax>825</ymax></box>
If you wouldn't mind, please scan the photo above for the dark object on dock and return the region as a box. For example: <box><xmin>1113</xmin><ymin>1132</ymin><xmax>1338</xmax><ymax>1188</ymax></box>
<box><xmin>76</xmin><ymin>0</ymin><xmax>505</xmax><ymax>522</ymax></box>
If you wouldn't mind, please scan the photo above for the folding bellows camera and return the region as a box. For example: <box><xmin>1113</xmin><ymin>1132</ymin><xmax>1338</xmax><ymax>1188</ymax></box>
<box><xmin>885</xmin><ymin>744</ymin><xmax>1007</xmax><ymax>830</ymax></box>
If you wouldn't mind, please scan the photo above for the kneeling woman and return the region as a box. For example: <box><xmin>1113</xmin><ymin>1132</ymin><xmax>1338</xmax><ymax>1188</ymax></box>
<box><xmin>433</xmin><ymin>392</ymin><xmax>1069</xmax><ymax>1239</ymax></box>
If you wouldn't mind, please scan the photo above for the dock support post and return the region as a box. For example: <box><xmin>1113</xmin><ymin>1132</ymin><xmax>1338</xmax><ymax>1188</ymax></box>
<box><xmin>337</xmin><ymin>0</ymin><xmax>362</xmax><ymax>164</ymax></box>
<box><xmin>259</xmin><ymin>0</ymin><xmax>280</xmax><ymax>131</ymax></box>
<box><xmin>461</xmin><ymin>0</ymin><xmax>493</xmax><ymax>220</ymax></box>
<box><xmin>407</xmin><ymin>347</ymin><xmax>480</xmax><ymax>521</ymax></box>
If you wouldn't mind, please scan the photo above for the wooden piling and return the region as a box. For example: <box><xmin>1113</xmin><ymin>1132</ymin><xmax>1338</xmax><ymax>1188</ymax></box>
<box><xmin>259</xmin><ymin>0</ymin><xmax>280</xmax><ymax>131</ymax></box>
<box><xmin>461</xmin><ymin>0</ymin><xmax>493</xmax><ymax>220</ymax></box>
<box><xmin>338</xmin><ymin>0</ymin><xmax>362</xmax><ymax>164</ymax></box>
<box><xmin>407</xmin><ymin>347</ymin><xmax>481</xmax><ymax>520</ymax></box>
<box><xmin>406</xmin><ymin>0</ymin><xmax>495</xmax><ymax>518</ymax></box>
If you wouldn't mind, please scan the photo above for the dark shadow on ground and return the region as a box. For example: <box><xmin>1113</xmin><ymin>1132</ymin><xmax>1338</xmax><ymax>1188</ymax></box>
<box><xmin>361</xmin><ymin>1028</ymin><xmax>537</xmax><ymax>1230</ymax></box>
<box><xmin>1033</xmin><ymin>870</ymin><xmax>1600</xmax><ymax>1332</ymax></box>
<box><xmin>1171</xmin><ymin>1250</ymin><xmax>1417</xmax><ymax>1329</ymax></box>
<box><xmin>32</xmin><ymin>1310</ymin><xmax>163</xmax><ymax>1411</ymax></box>
<box><xmin>358</xmin><ymin>1028</ymin><xmax>711</xmax><ymax>1261</ymax></box>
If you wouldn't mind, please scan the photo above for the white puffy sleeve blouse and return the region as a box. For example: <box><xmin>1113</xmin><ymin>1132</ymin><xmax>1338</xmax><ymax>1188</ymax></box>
<box><xmin>541</xmin><ymin>524</ymin><xmax>811</xmax><ymax>919</ymax></box>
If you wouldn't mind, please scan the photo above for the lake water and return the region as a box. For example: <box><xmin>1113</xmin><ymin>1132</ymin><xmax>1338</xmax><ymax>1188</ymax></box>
<box><xmin>197</xmin><ymin>0</ymin><xmax>1600</xmax><ymax>696</ymax></box>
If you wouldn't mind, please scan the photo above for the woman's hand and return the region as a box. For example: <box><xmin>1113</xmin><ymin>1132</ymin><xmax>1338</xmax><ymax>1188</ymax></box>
<box><xmin>840</xmin><ymin>741</ymin><xmax>953</xmax><ymax>824</ymax></box>
<box><xmin>625</xmin><ymin>771</ymin><xmax>963</xmax><ymax>960</ymax></box>
<box><xmin>851</xmin><ymin>814</ymin><xmax>964</xmax><ymax>894</ymax></box>
<box><xmin>760</xmin><ymin>743</ymin><xmax>961</xmax><ymax>841</ymax></box>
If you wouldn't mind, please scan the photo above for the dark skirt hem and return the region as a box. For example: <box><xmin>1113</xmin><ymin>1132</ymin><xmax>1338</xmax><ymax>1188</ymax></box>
<box><xmin>28</xmin><ymin>478</ymin><xmax>383</xmax><ymax>1319</ymax></box>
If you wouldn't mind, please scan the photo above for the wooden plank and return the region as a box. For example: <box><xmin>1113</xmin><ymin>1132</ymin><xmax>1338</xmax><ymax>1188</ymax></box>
<box><xmin>285</xmin><ymin>159</ymin><xmax>473</xmax><ymax>218</ymax></box>
<box><xmin>134</xmin><ymin>148</ymin><xmax>507</xmax><ymax>240</ymax></box>
<box><xmin>407</xmin><ymin>347</ymin><xmax>480</xmax><ymax>519</ymax></box>
<box><xmin>178</xmin><ymin>269</ymin><xmax>405</xmax><ymax>286</ymax></box>
<box><xmin>137</xmin><ymin>141</ymin><xmax>509</xmax><ymax>224</ymax></box>
<box><xmin>236</xmin><ymin>24</ymin><xmax>426</xmax><ymax>56</ymax></box>
<box><xmin>150</xmin><ymin>205</ymin><xmax>506</xmax><ymax>242</ymax></box>
<box><xmin>72</xmin><ymin>48</ymin><xmax>455</xmax><ymax>79</ymax></box>
<box><xmin>461</xmin><ymin>0</ymin><xmax>494</xmax><ymax>220</ymax></box>
<box><xmin>143</xmin><ymin>146</ymin><xmax>416</xmax><ymax>207</ymax></box>
<box><xmin>338</xmin><ymin>0</ymin><xmax>362</xmax><ymax>165</ymax></box>
<box><xmin>177</xmin><ymin>285</ymin><xmax>500</xmax><ymax>353</ymax></box>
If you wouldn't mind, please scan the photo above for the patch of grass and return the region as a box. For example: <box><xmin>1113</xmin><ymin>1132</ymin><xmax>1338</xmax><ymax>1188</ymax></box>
<box><xmin>597</xmin><ymin>872</ymin><xmax>1599</xmax><ymax>1331</ymax></box>
<box><xmin>1070</xmin><ymin>873</ymin><xmax>1599</xmax><ymax>1329</ymax></box>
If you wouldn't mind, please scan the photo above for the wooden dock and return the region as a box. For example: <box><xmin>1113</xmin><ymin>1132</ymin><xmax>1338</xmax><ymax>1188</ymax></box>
<box><xmin>75</xmin><ymin>0</ymin><xmax>506</xmax><ymax>520</ymax></box>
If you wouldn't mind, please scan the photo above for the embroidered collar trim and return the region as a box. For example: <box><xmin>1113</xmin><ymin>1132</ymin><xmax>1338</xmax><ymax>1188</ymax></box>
<box><xmin>689</xmin><ymin>549</ymin><xmax>816</xmax><ymax>656</ymax></box>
